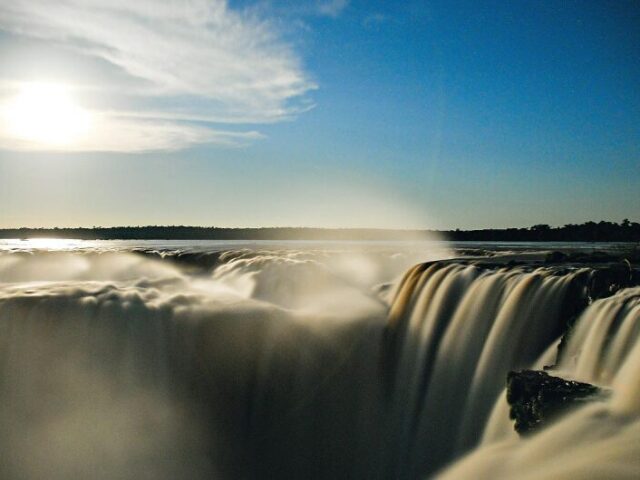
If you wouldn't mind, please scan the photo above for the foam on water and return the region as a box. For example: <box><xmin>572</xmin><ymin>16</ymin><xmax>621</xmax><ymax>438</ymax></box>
<box><xmin>0</xmin><ymin>242</ymin><xmax>638</xmax><ymax>479</ymax></box>
<box><xmin>438</xmin><ymin>287</ymin><xmax>640</xmax><ymax>479</ymax></box>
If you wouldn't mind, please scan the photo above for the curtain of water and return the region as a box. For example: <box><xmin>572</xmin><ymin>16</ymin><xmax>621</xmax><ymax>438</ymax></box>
<box><xmin>385</xmin><ymin>263</ymin><xmax>589</xmax><ymax>477</ymax></box>
<box><xmin>437</xmin><ymin>287</ymin><xmax>640</xmax><ymax>479</ymax></box>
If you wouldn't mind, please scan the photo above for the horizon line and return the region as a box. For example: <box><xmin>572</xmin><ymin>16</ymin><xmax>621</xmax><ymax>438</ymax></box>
<box><xmin>0</xmin><ymin>220</ymin><xmax>638</xmax><ymax>232</ymax></box>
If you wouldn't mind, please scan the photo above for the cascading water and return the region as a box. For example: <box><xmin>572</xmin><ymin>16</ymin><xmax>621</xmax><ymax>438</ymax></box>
<box><xmin>556</xmin><ymin>287</ymin><xmax>640</xmax><ymax>384</ymax></box>
<box><xmin>0</xmin><ymin>247</ymin><xmax>410</xmax><ymax>479</ymax></box>
<box><xmin>383</xmin><ymin>261</ymin><xmax>592</xmax><ymax>477</ymax></box>
<box><xmin>437</xmin><ymin>286</ymin><xmax>640</xmax><ymax>479</ymax></box>
<box><xmin>0</xmin><ymin>243</ymin><xmax>637</xmax><ymax>479</ymax></box>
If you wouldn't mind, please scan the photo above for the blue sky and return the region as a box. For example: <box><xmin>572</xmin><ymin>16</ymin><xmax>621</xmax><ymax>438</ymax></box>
<box><xmin>0</xmin><ymin>0</ymin><xmax>638</xmax><ymax>229</ymax></box>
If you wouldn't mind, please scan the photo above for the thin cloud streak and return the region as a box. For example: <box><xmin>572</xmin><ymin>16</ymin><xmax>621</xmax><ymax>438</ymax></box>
<box><xmin>0</xmin><ymin>0</ymin><xmax>315</xmax><ymax>151</ymax></box>
<box><xmin>0</xmin><ymin>113</ymin><xmax>265</xmax><ymax>153</ymax></box>
<box><xmin>316</xmin><ymin>0</ymin><xmax>350</xmax><ymax>18</ymax></box>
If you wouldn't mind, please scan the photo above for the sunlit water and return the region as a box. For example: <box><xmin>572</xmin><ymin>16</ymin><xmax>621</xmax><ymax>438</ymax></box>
<box><xmin>0</xmin><ymin>237</ymin><xmax>631</xmax><ymax>252</ymax></box>
<box><xmin>0</xmin><ymin>239</ymin><xmax>638</xmax><ymax>479</ymax></box>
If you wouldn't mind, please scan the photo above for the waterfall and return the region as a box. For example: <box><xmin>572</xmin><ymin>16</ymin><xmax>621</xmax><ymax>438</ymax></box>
<box><xmin>437</xmin><ymin>286</ymin><xmax>640</xmax><ymax>479</ymax></box>
<box><xmin>384</xmin><ymin>262</ymin><xmax>591</xmax><ymax>477</ymax></box>
<box><xmin>0</xmin><ymin>247</ymin><xmax>637</xmax><ymax>479</ymax></box>
<box><xmin>557</xmin><ymin>287</ymin><xmax>640</xmax><ymax>385</ymax></box>
<box><xmin>0</xmin><ymin>251</ymin><xmax>392</xmax><ymax>480</ymax></box>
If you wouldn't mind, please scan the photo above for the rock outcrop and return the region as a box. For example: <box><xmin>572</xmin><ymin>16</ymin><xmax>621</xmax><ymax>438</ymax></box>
<box><xmin>507</xmin><ymin>370</ymin><xmax>604</xmax><ymax>435</ymax></box>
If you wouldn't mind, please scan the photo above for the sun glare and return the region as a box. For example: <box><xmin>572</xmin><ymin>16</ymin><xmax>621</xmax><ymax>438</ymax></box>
<box><xmin>2</xmin><ymin>83</ymin><xmax>91</xmax><ymax>146</ymax></box>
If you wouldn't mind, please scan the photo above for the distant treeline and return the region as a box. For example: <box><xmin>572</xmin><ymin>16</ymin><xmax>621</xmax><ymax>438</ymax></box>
<box><xmin>448</xmin><ymin>220</ymin><xmax>640</xmax><ymax>242</ymax></box>
<box><xmin>0</xmin><ymin>220</ymin><xmax>638</xmax><ymax>242</ymax></box>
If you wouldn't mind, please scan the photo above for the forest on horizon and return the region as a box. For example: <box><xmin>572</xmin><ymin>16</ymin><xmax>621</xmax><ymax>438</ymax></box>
<box><xmin>0</xmin><ymin>220</ymin><xmax>638</xmax><ymax>242</ymax></box>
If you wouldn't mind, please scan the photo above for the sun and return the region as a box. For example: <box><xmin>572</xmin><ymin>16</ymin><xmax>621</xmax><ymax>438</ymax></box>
<box><xmin>2</xmin><ymin>83</ymin><xmax>92</xmax><ymax>146</ymax></box>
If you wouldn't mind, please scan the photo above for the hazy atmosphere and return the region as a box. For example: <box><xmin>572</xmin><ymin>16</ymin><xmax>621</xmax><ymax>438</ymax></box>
<box><xmin>1</xmin><ymin>0</ymin><xmax>638</xmax><ymax>229</ymax></box>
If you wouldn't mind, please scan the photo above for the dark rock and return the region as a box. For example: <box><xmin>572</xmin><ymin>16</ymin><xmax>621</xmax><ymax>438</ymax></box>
<box><xmin>506</xmin><ymin>370</ymin><xmax>605</xmax><ymax>435</ymax></box>
<box><xmin>588</xmin><ymin>262</ymin><xmax>633</xmax><ymax>300</ymax></box>
<box><xmin>545</xmin><ymin>251</ymin><xmax>567</xmax><ymax>263</ymax></box>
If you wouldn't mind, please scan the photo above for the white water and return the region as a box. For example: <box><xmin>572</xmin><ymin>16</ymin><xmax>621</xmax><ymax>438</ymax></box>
<box><xmin>438</xmin><ymin>287</ymin><xmax>640</xmax><ymax>479</ymax></box>
<box><xmin>0</xmin><ymin>242</ymin><xmax>637</xmax><ymax>479</ymax></box>
<box><xmin>0</xmin><ymin>245</ymin><xmax>442</xmax><ymax>479</ymax></box>
<box><xmin>384</xmin><ymin>262</ymin><xmax>589</xmax><ymax>477</ymax></box>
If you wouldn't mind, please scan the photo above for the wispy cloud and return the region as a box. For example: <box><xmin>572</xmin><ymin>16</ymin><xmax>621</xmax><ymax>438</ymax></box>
<box><xmin>316</xmin><ymin>0</ymin><xmax>349</xmax><ymax>18</ymax></box>
<box><xmin>0</xmin><ymin>0</ymin><xmax>316</xmax><ymax>152</ymax></box>
<box><xmin>0</xmin><ymin>113</ymin><xmax>265</xmax><ymax>153</ymax></box>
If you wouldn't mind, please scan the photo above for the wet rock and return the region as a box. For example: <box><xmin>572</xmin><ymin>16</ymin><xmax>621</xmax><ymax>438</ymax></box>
<box><xmin>545</xmin><ymin>251</ymin><xmax>567</xmax><ymax>263</ymax></box>
<box><xmin>588</xmin><ymin>262</ymin><xmax>634</xmax><ymax>300</ymax></box>
<box><xmin>507</xmin><ymin>370</ymin><xmax>604</xmax><ymax>435</ymax></box>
